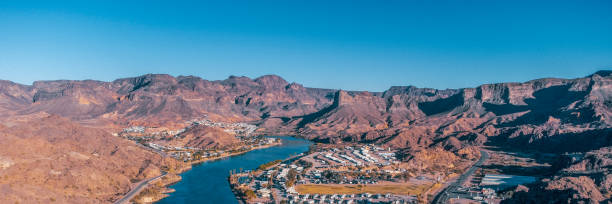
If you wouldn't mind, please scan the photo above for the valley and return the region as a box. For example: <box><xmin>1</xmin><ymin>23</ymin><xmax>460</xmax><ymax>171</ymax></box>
<box><xmin>0</xmin><ymin>71</ymin><xmax>610</xmax><ymax>203</ymax></box>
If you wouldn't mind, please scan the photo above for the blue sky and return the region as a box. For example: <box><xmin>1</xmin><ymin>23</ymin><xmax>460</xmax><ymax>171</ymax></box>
<box><xmin>0</xmin><ymin>0</ymin><xmax>610</xmax><ymax>91</ymax></box>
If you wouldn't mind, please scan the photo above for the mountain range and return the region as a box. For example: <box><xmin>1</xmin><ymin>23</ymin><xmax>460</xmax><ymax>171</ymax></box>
<box><xmin>0</xmin><ymin>70</ymin><xmax>610</xmax><ymax>203</ymax></box>
<box><xmin>1</xmin><ymin>71</ymin><xmax>610</xmax><ymax>152</ymax></box>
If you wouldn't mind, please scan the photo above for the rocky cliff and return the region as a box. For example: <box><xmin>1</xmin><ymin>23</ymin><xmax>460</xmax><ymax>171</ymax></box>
<box><xmin>0</xmin><ymin>115</ymin><xmax>179</xmax><ymax>203</ymax></box>
<box><xmin>0</xmin><ymin>71</ymin><xmax>610</xmax><ymax>153</ymax></box>
<box><xmin>0</xmin><ymin>71</ymin><xmax>610</xmax><ymax>203</ymax></box>
<box><xmin>283</xmin><ymin>71</ymin><xmax>610</xmax><ymax>154</ymax></box>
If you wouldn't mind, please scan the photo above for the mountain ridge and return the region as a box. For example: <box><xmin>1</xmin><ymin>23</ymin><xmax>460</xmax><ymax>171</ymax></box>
<box><xmin>0</xmin><ymin>70</ymin><xmax>610</xmax><ymax>203</ymax></box>
<box><xmin>0</xmin><ymin>70</ymin><xmax>609</xmax><ymax>153</ymax></box>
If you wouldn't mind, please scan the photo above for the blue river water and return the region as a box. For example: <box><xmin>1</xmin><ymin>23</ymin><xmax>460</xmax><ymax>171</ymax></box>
<box><xmin>156</xmin><ymin>136</ymin><xmax>312</xmax><ymax>204</ymax></box>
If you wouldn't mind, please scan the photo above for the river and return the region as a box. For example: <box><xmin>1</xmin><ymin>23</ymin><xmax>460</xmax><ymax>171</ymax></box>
<box><xmin>156</xmin><ymin>136</ymin><xmax>312</xmax><ymax>204</ymax></box>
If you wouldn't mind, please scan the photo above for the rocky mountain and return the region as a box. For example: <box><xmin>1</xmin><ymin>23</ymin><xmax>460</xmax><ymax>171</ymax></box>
<box><xmin>0</xmin><ymin>74</ymin><xmax>336</xmax><ymax>128</ymax></box>
<box><xmin>502</xmin><ymin>146</ymin><xmax>612</xmax><ymax>203</ymax></box>
<box><xmin>0</xmin><ymin>115</ymin><xmax>179</xmax><ymax>203</ymax></box>
<box><xmin>280</xmin><ymin>71</ymin><xmax>611</xmax><ymax>154</ymax></box>
<box><xmin>160</xmin><ymin>125</ymin><xmax>240</xmax><ymax>150</ymax></box>
<box><xmin>0</xmin><ymin>71</ymin><xmax>610</xmax><ymax>153</ymax></box>
<box><xmin>0</xmin><ymin>70</ymin><xmax>610</xmax><ymax>203</ymax></box>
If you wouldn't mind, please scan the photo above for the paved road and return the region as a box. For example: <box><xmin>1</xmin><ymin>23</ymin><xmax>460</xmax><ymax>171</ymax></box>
<box><xmin>431</xmin><ymin>150</ymin><xmax>489</xmax><ymax>204</ymax></box>
<box><xmin>282</xmin><ymin>153</ymin><xmax>307</xmax><ymax>165</ymax></box>
<box><xmin>133</xmin><ymin>142</ymin><xmax>168</xmax><ymax>158</ymax></box>
<box><xmin>113</xmin><ymin>172</ymin><xmax>167</xmax><ymax>204</ymax></box>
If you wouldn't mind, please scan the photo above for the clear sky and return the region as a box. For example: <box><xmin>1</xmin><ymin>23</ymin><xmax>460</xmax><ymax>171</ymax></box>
<box><xmin>1</xmin><ymin>0</ymin><xmax>610</xmax><ymax>91</ymax></box>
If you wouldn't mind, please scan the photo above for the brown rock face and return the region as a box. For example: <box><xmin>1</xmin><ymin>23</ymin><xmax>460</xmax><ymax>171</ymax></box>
<box><xmin>504</xmin><ymin>176</ymin><xmax>606</xmax><ymax>204</ymax></box>
<box><xmin>293</xmin><ymin>90</ymin><xmax>389</xmax><ymax>143</ymax></box>
<box><xmin>0</xmin><ymin>71</ymin><xmax>610</xmax><ymax>203</ymax></box>
<box><xmin>163</xmin><ymin>125</ymin><xmax>240</xmax><ymax>150</ymax></box>
<box><xmin>0</xmin><ymin>71</ymin><xmax>610</xmax><ymax>153</ymax></box>
<box><xmin>0</xmin><ymin>115</ymin><xmax>169</xmax><ymax>203</ymax></box>
<box><xmin>504</xmin><ymin>146</ymin><xmax>612</xmax><ymax>204</ymax></box>
<box><xmin>1</xmin><ymin>74</ymin><xmax>336</xmax><ymax>127</ymax></box>
<box><xmin>292</xmin><ymin>71</ymin><xmax>611</xmax><ymax>153</ymax></box>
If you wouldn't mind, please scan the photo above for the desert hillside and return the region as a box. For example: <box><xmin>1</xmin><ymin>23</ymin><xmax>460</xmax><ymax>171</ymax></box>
<box><xmin>0</xmin><ymin>71</ymin><xmax>609</xmax><ymax>154</ymax></box>
<box><xmin>0</xmin><ymin>71</ymin><xmax>610</xmax><ymax>203</ymax></box>
<box><xmin>0</xmin><ymin>115</ymin><xmax>179</xmax><ymax>203</ymax></box>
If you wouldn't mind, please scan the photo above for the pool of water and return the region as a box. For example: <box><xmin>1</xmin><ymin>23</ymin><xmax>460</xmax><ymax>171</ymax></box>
<box><xmin>156</xmin><ymin>136</ymin><xmax>312</xmax><ymax>204</ymax></box>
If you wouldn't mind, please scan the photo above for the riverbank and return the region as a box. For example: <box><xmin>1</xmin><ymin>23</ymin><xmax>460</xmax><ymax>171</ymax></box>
<box><xmin>156</xmin><ymin>136</ymin><xmax>312</xmax><ymax>203</ymax></box>
<box><xmin>228</xmin><ymin>159</ymin><xmax>285</xmax><ymax>203</ymax></box>
<box><xmin>189</xmin><ymin>139</ymin><xmax>282</xmax><ymax>165</ymax></box>
<box><xmin>128</xmin><ymin>174</ymin><xmax>181</xmax><ymax>203</ymax></box>
<box><xmin>128</xmin><ymin>139</ymin><xmax>284</xmax><ymax>203</ymax></box>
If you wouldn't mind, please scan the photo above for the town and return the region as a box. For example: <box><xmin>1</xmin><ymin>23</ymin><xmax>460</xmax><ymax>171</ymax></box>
<box><xmin>117</xmin><ymin>117</ymin><xmax>541</xmax><ymax>204</ymax></box>
<box><xmin>116</xmin><ymin>117</ymin><xmax>279</xmax><ymax>163</ymax></box>
<box><xmin>231</xmin><ymin>144</ymin><xmax>445</xmax><ymax>204</ymax></box>
<box><xmin>150</xmin><ymin>137</ymin><xmax>279</xmax><ymax>163</ymax></box>
<box><xmin>228</xmin><ymin>143</ymin><xmax>544</xmax><ymax>204</ymax></box>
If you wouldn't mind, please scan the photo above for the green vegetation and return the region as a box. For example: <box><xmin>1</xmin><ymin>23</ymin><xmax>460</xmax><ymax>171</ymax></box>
<box><xmin>394</xmin><ymin>172</ymin><xmax>412</xmax><ymax>182</ymax></box>
<box><xmin>257</xmin><ymin>160</ymin><xmax>282</xmax><ymax>171</ymax></box>
<box><xmin>131</xmin><ymin>186</ymin><xmax>161</xmax><ymax>204</ymax></box>
<box><xmin>286</xmin><ymin>169</ymin><xmax>298</xmax><ymax>187</ymax></box>
<box><xmin>161</xmin><ymin>165</ymin><xmax>178</xmax><ymax>174</ymax></box>
<box><xmin>193</xmin><ymin>151</ymin><xmax>204</xmax><ymax>160</ymax></box>
<box><xmin>235</xmin><ymin>187</ymin><xmax>256</xmax><ymax>200</ymax></box>
<box><xmin>322</xmin><ymin>170</ymin><xmax>343</xmax><ymax>183</ymax></box>
<box><xmin>244</xmin><ymin>189</ymin><xmax>256</xmax><ymax>200</ymax></box>
<box><xmin>296</xmin><ymin>159</ymin><xmax>313</xmax><ymax>169</ymax></box>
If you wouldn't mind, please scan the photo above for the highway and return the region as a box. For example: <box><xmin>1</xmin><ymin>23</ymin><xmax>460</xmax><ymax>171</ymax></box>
<box><xmin>431</xmin><ymin>150</ymin><xmax>489</xmax><ymax>204</ymax></box>
<box><xmin>113</xmin><ymin>172</ymin><xmax>167</xmax><ymax>204</ymax></box>
<box><xmin>133</xmin><ymin>141</ymin><xmax>168</xmax><ymax>158</ymax></box>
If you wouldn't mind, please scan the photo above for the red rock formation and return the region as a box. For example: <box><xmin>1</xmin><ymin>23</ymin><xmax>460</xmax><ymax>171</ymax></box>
<box><xmin>0</xmin><ymin>115</ymin><xmax>174</xmax><ymax>203</ymax></box>
<box><xmin>161</xmin><ymin>125</ymin><xmax>240</xmax><ymax>150</ymax></box>
<box><xmin>0</xmin><ymin>71</ymin><xmax>610</xmax><ymax>203</ymax></box>
<box><xmin>504</xmin><ymin>146</ymin><xmax>612</xmax><ymax>203</ymax></box>
<box><xmin>0</xmin><ymin>71</ymin><xmax>610</xmax><ymax>153</ymax></box>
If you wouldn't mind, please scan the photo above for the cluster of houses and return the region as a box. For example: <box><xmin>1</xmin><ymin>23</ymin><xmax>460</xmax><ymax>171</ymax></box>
<box><xmin>248</xmin><ymin>163</ymin><xmax>414</xmax><ymax>203</ymax></box>
<box><xmin>246</xmin><ymin>163</ymin><xmax>305</xmax><ymax>200</ymax></box>
<box><xmin>301</xmin><ymin>169</ymin><xmax>380</xmax><ymax>185</ymax></box>
<box><xmin>120</xmin><ymin>126</ymin><xmax>185</xmax><ymax>137</ymax></box>
<box><xmin>147</xmin><ymin>137</ymin><xmax>278</xmax><ymax>162</ymax></box>
<box><xmin>118</xmin><ymin>116</ymin><xmax>258</xmax><ymax>147</ymax></box>
<box><xmin>312</xmin><ymin>145</ymin><xmax>399</xmax><ymax>168</ymax></box>
<box><xmin>245</xmin><ymin>137</ymin><xmax>278</xmax><ymax>149</ymax></box>
<box><xmin>287</xmin><ymin>193</ymin><xmax>416</xmax><ymax>204</ymax></box>
<box><xmin>189</xmin><ymin>118</ymin><xmax>257</xmax><ymax>136</ymax></box>
<box><xmin>469</xmin><ymin>174</ymin><xmax>535</xmax><ymax>201</ymax></box>
<box><xmin>123</xmin><ymin>126</ymin><xmax>145</xmax><ymax>133</ymax></box>
<box><xmin>147</xmin><ymin>142</ymin><xmax>193</xmax><ymax>151</ymax></box>
<box><xmin>233</xmin><ymin>145</ymin><xmax>426</xmax><ymax>203</ymax></box>
<box><xmin>117</xmin><ymin>126</ymin><xmax>186</xmax><ymax>143</ymax></box>
<box><xmin>453</xmin><ymin>186</ymin><xmax>500</xmax><ymax>202</ymax></box>
<box><xmin>169</xmin><ymin>151</ymin><xmax>192</xmax><ymax>161</ymax></box>
<box><xmin>449</xmin><ymin>173</ymin><xmax>537</xmax><ymax>202</ymax></box>
<box><xmin>115</xmin><ymin>117</ymin><xmax>271</xmax><ymax>163</ymax></box>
